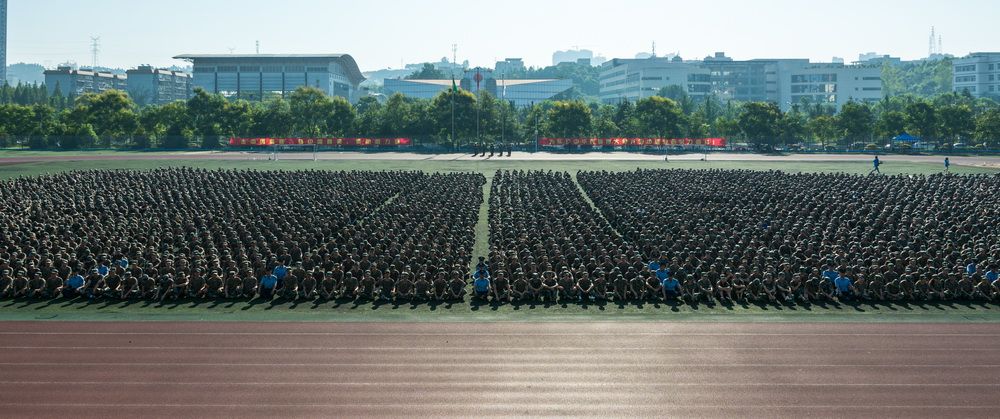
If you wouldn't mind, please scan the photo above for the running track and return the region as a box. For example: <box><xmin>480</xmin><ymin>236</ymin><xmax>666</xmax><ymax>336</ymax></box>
<box><xmin>1</xmin><ymin>322</ymin><xmax>998</xmax><ymax>418</ymax></box>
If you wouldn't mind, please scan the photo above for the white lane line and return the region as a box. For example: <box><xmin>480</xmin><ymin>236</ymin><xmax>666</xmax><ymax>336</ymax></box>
<box><xmin>2</xmin><ymin>346</ymin><xmax>995</xmax><ymax>351</ymax></box>
<box><xmin>2</xmin><ymin>381</ymin><xmax>998</xmax><ymax>387</ymax></box>
<box><xmin>2</xmin><ymin>332</ymin><xmax>999</xmax><ymax>336</ymax></box>
<box><xmin>1</xmin><ymin>362</ymin><xmax>997</xmax><ymax>367</ymax></box>
<box><xmin>0</xmin><ymin>403</ymin><xmax>997</xmax><ymax>409</ymax></box>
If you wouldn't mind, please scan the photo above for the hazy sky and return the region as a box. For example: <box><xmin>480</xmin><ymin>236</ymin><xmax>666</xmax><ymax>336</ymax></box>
<box><xmin>7</xmin><ymin>0</ymin><xmax>998</xmax><ymax>71</ymax></box>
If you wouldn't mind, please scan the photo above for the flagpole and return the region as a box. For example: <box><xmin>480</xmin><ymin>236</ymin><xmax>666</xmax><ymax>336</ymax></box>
<box><xmin>451</xmin><ymin>84</ymin><xmax>456</xmax><ymax>151</ymax></box>
<box><xmin>500</xmin><ymin>72</ymin><xmax>505</xmax><ymax>147</ymax></box>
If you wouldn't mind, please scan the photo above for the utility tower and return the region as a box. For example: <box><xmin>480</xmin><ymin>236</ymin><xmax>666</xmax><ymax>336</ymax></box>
<box><xmin>90</xmin><ymin>36</ymin><xmax>100</xmax><ymax>69</ymax></box>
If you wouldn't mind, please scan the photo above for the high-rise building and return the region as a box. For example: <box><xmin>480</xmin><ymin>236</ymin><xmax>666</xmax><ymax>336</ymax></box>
<box><xmin>494</xmin><ymin>58</ymin><xmax>525</xmax><ymax>75</ymax></box>
<box><xmin>953</xmin><ymin>52</ymin><xmax>1000</xmax><ymax>98</ymax></box>
<box><xmin>173</xmin><ymin>54</ymin><xmax>365</xmax><ymax>102</ymax></box>
<box><xmin>553</xmin><ymin>49</ymin><xmax>594</xmax><ymax>66</ymax></box>
<box><xmin>599</xmin><ymin>52</ymin><xmax>882</xmax><ymax>111</ymax></box>
<box><xmin>44</xmin><ymin>66</ymin><xmax>128</xmax><ymax>97</ymax></box>
<box><xmin>126</xmin><ymin>65</ymin><xmax>193</xmax><ymax>106</ymax></box>
<box><xmin>1</xmin><ymin>0</ymin><xmax>7</xmax><ymax>84</ymax></box>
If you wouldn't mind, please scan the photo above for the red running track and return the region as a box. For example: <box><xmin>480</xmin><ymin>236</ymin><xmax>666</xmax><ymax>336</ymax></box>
<box><xmin>0</xmin><ymin>322</ymin><xmax>998</xmax><ymax>418</ymax></box>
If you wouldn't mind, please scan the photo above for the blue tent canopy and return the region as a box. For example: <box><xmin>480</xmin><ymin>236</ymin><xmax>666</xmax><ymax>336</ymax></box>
<box><xmin>893</xmin><ymin>133</ymin><xmax>920</xmax><ymax>143</ymax></box>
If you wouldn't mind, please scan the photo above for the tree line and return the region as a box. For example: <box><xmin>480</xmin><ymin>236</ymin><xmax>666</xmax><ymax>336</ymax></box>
<box><xmin>1</xmin><ymin>84</ymin><xmax>999</xmax><ymax>150</ymax></box>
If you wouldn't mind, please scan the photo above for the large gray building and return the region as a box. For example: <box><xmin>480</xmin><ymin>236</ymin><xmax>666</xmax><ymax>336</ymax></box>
<box><xmin>1</xmin><ymin>0</ymin><xmax>6</xmax><ymax>84</ymax></box>
<box><xmin>953</xmin><ymin>52</ymin><xmax>1000</xmax><ymax>98</ymax></box>
<box><xmin>599</xmin><ymin>52</ymin><xmax>883</xmax><ymax>111</ymax></box>
<box><xmin>126</xmin><ymin>65</ymin><xmax>193</xmax><ymax>106</ymax></box>
<box><xmin>173</xmin><ymin>54</ymin><xmax>365</xmax><ymax>102</ymax></box>
<box><xmin>44</xmin><ymin>66</ymin><xmax>128</xmax><ymax>97</ymax></box>
<box><xmin>384</xmin><ymin>68</ymin><xmax>573</xmax><ymax>108</ymax></box>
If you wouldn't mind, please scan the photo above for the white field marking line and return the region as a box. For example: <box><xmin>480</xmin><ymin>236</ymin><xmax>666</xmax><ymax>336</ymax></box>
<box><xmin>3</xmin><ymin>381</ymin><xmax>1000</xmax><ymax>387</ymax></box>
<box><xmin>2</xmin><ymin>346</ymin><xmax>995</xmax><ymax>352</ymax></box>
<box><xmin>0</xmin><ymin>403</ymin><xmax>998</xmax><ymax>409</ymax></box>
<box><xmin>2</xmin><ymin>332</ymin><xmax>1000</xmax><ymax>337</ymax></box>
<box><xmin>2</xmin><ymin>362</ymin><xmax>997</xmax><ymax>368</ymax></box>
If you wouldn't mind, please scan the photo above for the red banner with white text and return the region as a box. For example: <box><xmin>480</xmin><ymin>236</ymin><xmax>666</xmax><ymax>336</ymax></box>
<box><xmin>229</xmin><ymin>138</ymin><xmax>413</xmax><ymax>147</ymax></box>
<box><xmin>539</xmin><ymin>138</ymin><xmax>726</xmax><ymax>147</ymax></box>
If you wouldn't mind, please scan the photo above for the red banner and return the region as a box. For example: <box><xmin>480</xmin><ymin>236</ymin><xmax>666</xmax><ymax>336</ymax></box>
<box><xmin>229</xmin><ymin>138</ymin><xmax>413</xmax><ymax>147</ymax></box>
<box><xmin>538</xmin><ymin>138</ymin><xmax>726</xmax><ymax>147</ymax></box>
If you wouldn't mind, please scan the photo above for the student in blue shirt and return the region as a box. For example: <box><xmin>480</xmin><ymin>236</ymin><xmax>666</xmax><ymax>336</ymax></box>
<box><xmin>259</xmin><ymin>272</ymin><xmax>278</xmax><ymax>300</ymax></box>
<box><xmin>944</xmin><ymin>157</ymin><xmax>951</xmax><ymax>172</ymax></box>
<box><xmin>986</xmin><ymin>265</ymin><xmax>999</xmax><ymax>285</ymax></box>
<box><xmin>871</xmin><ymin>156</ymin><xmax>881</xmax><ymax>174</ymax></box>
<box><xmin>272</xmin><ymin>263</ymin><xmax>289</xmax><ymax>289</ymax></box>
<box><xmin>966</xmin><ymin>261</ymin><xmax>977</xmax><ymax>278</ymax></box>
<box><xmin>655</xmin><ymin>263</ymin><xmax>670</xmax><ymax>278</ymax></box>
<box><xmin>661</xmin><ymin>275</ymin><xmax>682</xmax><ymax>300</ymax></box>
<box><xmin>834</xmin><ymin>270</ymin><xmax>856</xmax><ymax>301</ymax></box>
<box><xmin>62</xmin><ymin>271</ymin><xmax>86</xmax><ymax>298</ymax></box>
<box><xmin>821</xmin><ymin>265</ymin><xmax>839</xmax><ymax>286</ymax></box>
<box><xmin>473</xmin><ymin>269</ymin><xmax>491</xmax><ymax>301</ymax></box>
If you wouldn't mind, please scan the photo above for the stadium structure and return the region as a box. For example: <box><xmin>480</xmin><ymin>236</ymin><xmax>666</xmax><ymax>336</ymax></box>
<box><xmin>173</xmin><ymin>54</ymin><xmax>366</xmax><ymax>102</ymax></box>
<box><xmin>384</xmin><ymin>68</ymin><xmax>573</xmax><ymax>107</ymax></box>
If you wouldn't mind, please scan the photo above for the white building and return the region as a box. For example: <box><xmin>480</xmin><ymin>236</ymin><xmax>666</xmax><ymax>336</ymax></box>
<box><xmin>598</xmin><ymin>57</ymin><xmax>711</xmax><ymax>104</ymax></box>
<box><xmin>953</xmin><ymin>52</ymin><xmax>1000</xmax><ymax>98</ymax></box>
<box><xmin>599</xmin><ymin>53</ymin><xmax>883</xmax><ymax>111</ymax></box>
<box><xmin>173</xmin><ymin>54</ymin><xmax>365</xmax><ymax>102</ymax></box>
<box><xmin>384</xmin><ymin>68</ymin><xmax>572</xmax><ymax>108</ymax></box>
<box><xmin>778</xmin><ymin>62</ymin><xmax>882</xmax><ymax>110</ymax></box>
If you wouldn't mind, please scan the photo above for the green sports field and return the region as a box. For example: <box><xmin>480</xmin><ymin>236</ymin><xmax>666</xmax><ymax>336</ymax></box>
<box><xmin>1</xmin><ymin>153</ymin><xmax>998</xmax><ymax>322</ymax></box>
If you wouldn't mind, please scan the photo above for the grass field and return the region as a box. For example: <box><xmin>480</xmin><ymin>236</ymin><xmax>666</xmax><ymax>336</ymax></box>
<box><xmin>1</xmin><ymin>154</ymin><xmax>998</xmax><ymax>322</ymax></box>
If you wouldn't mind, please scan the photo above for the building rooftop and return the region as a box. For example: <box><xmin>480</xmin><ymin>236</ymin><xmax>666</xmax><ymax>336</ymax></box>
<box><xmin>172</xmin><ymin>54</ymin><xmax>365</xmax><ymax>84</ymax></box>
<box><xmin>390</xmin><ymin>79</ymin><xmax>560</xmax><ymax>86</ymax></box>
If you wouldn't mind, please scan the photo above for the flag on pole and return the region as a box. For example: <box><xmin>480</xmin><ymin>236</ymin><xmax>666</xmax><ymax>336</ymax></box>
<box><xmin>452</xmin><ymin>76</ymin><xmax>459</xmax><ymax>93</ymax></box>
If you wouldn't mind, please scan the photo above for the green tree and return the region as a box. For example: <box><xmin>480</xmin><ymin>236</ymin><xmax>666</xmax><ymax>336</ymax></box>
<box><xmin>634</xmin><ymin>96</ymin><xmax>685</xmax><ymax>138</ymax></box>
<box><xmin>431</xmin><ymin>89</ymin><xmax>477</xmax><ymax>146</ymax></box>
<box><xmin>327</xmin><ymin>97</ymin><xmax>356</xmax><ymax>137</ymax></box>
<box><xmin>381</xmin><ymin>93</ymin><xmax>412</xmax><ymax>136</ymax></box>
<box><xmin>545</xmin><ymin>100</ymin><xmax>592</xmax><ymax>138</ymax></box>
<box><xmin>737</xmin><ymin>102</ymin><xmax>782</xmax><ymax>150</ymax></box>
<box><xmin>186</xmin><ymin>88</ymin><xmax>227</xmax><ymax>145</ymax></box>
<box><xmin>406</xmin><ymin>63</ymin><xmax>446</xmax><ymax>80</ymax></box>
<box><xmin>807</xmin><ymin>115</ymin><xmax>839</xmax><ymax>149</ymax></box>
<box><xmin>973</xmin><ymin>108</ymin><xmax>1000</xmax><ymax>147</ymax></box>
<box><xmin>937</xmin><ymin>104</ymin><xmax>975</xmax><ymax>145</ymax></box>
<box><xmin>836</xmin><ymin>101</ymin><xmax>874</xmax><ymax>147</ymax></box>
<box><xmin>904</xmin><ymin>101</ymin><xmax>938</xmax><ymax>146</ymax></box>
<box><xmin>354</xmin><ymin>96</ymin><xmax>383</xmax><ymax>136</ymax></box>
<box><xmin>288</xmin><ymin>87</ymin><xmax>335</xmax><ymax>137</ymax></box>
<box><xmin>252</xmin><ymin>98</ymin><xmax>292</xmax><ymax>138</ymax></box>
<box><xmin>75</xmin><ymin>90</ymin><xmax>139</xmax><ymax>147</ymax></box>
<box><xmin>777</xmin><ymin>110</ymin><xmax>807</xmax><ymax>146</ymax></box>
<box><xmin>875</xmin><ymin>110</ymin><xmax>907</xmax><ymax>143</ymax></box>
<box><xmin>140</xmin><ymin>101</ymin><xmax>191</xmax><ymax>149</ymax></box>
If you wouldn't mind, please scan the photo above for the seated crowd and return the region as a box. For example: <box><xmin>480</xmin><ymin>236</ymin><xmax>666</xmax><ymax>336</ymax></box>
<box><xmin>467</xmin><ymin>169</ymin><xmax>1000</xmax><ymax>305</ymax></box>
<box><xmin>567</xmin><ymin>169</ymin><xmax>1000</xmax><ymax>304</ymax></box>
<box><xmin>0</xmin><ymin>168</ymin><xmax>484</xmax><ymax>304</ymax></box>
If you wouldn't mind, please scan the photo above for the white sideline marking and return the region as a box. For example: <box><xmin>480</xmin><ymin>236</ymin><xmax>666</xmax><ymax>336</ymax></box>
<box><xmin>1</xmin><ymin>346</ymin><xmax>994</xmax><ymax>351</ymax></box>
<box><xmin>2</xmin><ymin>332</ymin><xmax>999</xmax><ymax>337</ymax></box>
<box><xmin>2</xmin><ymin>381</ymin><xmax>998</xmax><ymax>387</ymax></box>
<box><xmin>0</xmin><ymin>403</ymin><xmax>997</xmax><ymax>409</ymax></box>
<box><xmin>1</xmin><ymin>362</ymin><xmax>997</xmax><ymax>367</ymax></box>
